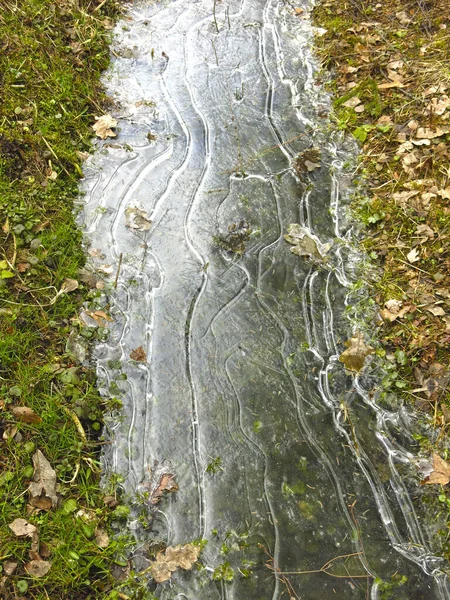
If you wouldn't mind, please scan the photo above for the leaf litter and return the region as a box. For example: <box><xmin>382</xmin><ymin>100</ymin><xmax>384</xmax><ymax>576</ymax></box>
<box><xmin>28</xmin><ymin>450</ymin><xmax>58</xmax><ymax>510</ymax></box>
<box><xmin>148</xmin><ymin>543</ymin><xmax>201</xmax><ymax>583</ymax></box>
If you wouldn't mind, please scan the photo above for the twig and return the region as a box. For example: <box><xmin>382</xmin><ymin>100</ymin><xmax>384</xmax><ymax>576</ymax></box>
<box><xmin>114</xmin><ymin>252</ymin><xmax>123</xmax><ymax>288</ymax></box>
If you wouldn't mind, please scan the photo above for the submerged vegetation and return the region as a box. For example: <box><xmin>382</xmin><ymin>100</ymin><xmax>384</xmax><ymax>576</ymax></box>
<box><xmin>312</xmin><ymin>0</ymin><xmax>450</xmax><ymax>559</ymax></box>
<box><xmin>0</xmin><ymin>1</ymin><xmax>133</xmax><ymax>598</ymax></box>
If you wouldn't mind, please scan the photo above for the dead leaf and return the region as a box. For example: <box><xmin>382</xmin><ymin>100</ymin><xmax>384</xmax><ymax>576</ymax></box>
<box><xmin>415</xmin><ymin>224</ymin><xmax>434</xmax><ymax>239</ymax></box>
<box><xmin>92</xmin><ymin>114</ymin><xmax>117</xmax><ymax>140</ymax></box>
<box><xmin>294</xmin><ymin>7</ymin><xmax>304</xmax><ymax>15</ymax></box>
<box><xmin>97</xmin><ymin>264</ymin><xmax>114</xmax><ymax>275</ymax></box>
<box><xmin>380</xmin><ymin>299</ymin><xmax>410</xmax><ymax>322</ymax></box>
<box><xmin>151</xmin><ymin>473</ymin><xmax>178</xmax><ymax>505</ymax></box>
<box><xmin>60</xmin><ymin>278</ymin><xmax>79</xmax><ymax>294</ymax></box>
<box><xmin>378</xmin><ymin>81</ymin><xmax>406</xmax><ymax>89</ymax></box>
<box><xmin>3</xmin><ymin>425</ymin><xmax>18</xmax><ymax>440</ymax></box>
<box><xmin>416</xmin><ymin>126</ymin><xmax>449</xmax><ymax>139</ymax></box>
<box><xmin>396</xmin><ymin>11</ymin><xmax>412</xmax><ymax>25</ymax></box>
<box><xmin>9</xmin><ymin>518</ymin><xmax>37</xmax><ymax>537</ymax></box>
<box><xmin>28</xmin><ymin>450</ymin><xmax>58</xmax><ymax>510</ymax></box>
<box><xmin>3</xmin><ymin>561</ymin><xmax>18</xmax><ymax>576</ymax></box>
<box><xmin>11</xmin><ymin>406</ymin><xmax>42</xmax><ymax>424</ymax></box>
<box><xmin>85</xmin><ymin>309</ymin><xmax>113</xmax><ymax>326</ymax></box>
<box><xmin>25</xmin><ymin>560</ymin><xmax>52</xmax><ymax>578</ymax></box>
<box><xmin>406</xmin><ymin>247</ymin><xmax>420</xmax><ymax>263</ymax></box>
<box><xmin>95</xmin><ymin>528</ymin><xmax>110</xmax><ymax>549</ymax></box>
<box><xmin>284</xmin><ymin>224</ymin><xmax>331</xmax><ymax>260</ymax></box>
<box><xmin>342</xmin><ymin>96</ymin><xmax>361</xmax><ymax>109</ymax></box>
<box><xmin>424</xmin><ymin>453</ymin><xmax>450</xmax><ymax>485</ymax></box>
<box><xmin>130</xmin><ymin>346</ymin><xmax>147</xmax><ymax>362</ymax></box>
<box><xmin>149</xmin><ymin>544</ymin><xmax>201</xmax><ymax>583</ymax></box>
<box><xmin>426</xmin><ymin>305</ymin><xmax>446</xmax><ymax>317</ymax></box>
<box><xmin>125</xmin><ymin>205</ymin><xmax>152</xmax><ymax>231</ymax></box>
<box><xmin>339</xmin><ymin>332</ymin><xmax>374</xmax><ymax>372</ymax></box>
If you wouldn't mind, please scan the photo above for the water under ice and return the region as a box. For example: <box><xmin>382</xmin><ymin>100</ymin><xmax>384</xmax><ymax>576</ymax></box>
<box><xmin>78</xmin><ymin>0</ymin><xmax>450</xmax><ymax>597</ymax></box>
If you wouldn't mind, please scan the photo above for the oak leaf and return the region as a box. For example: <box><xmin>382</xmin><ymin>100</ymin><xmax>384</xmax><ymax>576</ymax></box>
<box><xmin>339</xmin><ymin>332</ymin><xmax>374</xmax><ymax>372</ymax></box>
<box><xmin>92</xmin><ymin>114</ymin><xmax>117</xmax><ymax>139</ymax></box>
<box><xmin>149</xmin><ymin>544</ymin><xmax>201</xmax><ymax>583</ymax></box>
<box><xmin>130</xmin><ymin>346</ymin><xmax>147</xmax><ymax>362</ymax></box>
<box><xmin>424</xmin><ymin>453</ymin><xmax>450</xmax><ymax>486</ymax></box>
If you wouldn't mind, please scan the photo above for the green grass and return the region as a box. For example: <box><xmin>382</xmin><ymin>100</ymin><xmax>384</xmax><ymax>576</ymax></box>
<box><xmin>0</xmin><ymin>1</ymin><xmax>140</xmax><ymax>598</ymax></box>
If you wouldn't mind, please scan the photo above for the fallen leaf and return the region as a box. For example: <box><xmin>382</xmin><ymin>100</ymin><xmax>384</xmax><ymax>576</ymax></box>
<box><xmin>9</xmin><ymin>518</ymin><xmax>37</xmax><ymax>537</ymax></box>
<box><xmin>25</xmin><ymin>560</ymin><xmax>52</xmax><ymax>578</ymax></box>
<box><xmin>406</xmin><ymin>247</ymin><xmax>420</xmax><ymax>263</ymax></box>
<box><xmin>294</xmin><ymin>7</ymin><xmax>304</xmax><ymax>15</ymax></box>
<box><xmin>141</xmin><ymin>461</ymin><xmax>179</xmax><ymax>506</ymax></box>
<box><xmin>28</xmin><ymin>450</ymin><xmax>58</xmax><ymax>510</ymax></box>
<box><xmin>426</xmin><ymin>305</ymin><xmax>446</xmax><ymax>317</ymax></box>
<box><xmin>378</xmin><ymin>81</ymin><xmax>406</xmax><ymax>89</ymax></box>
<box><xmin>97</xmin><ymin>264</ymin><xmax>114</xmax><ymax>275</ymax></box>
<box><xmin>95</xmin><ymin>528</ymin><xmax>110</xmax><ymax>549</ymax></box>
<box><xmin>85</xmin><ymin>309</ymin><xmax>113</xmax><ymax>326</ymax></box>
<box><xmin>342</xmin><ymin>96</ymin><xmax>361</xmax><ymax>108</ymax></box>
<box><xmin>11</xmin><ymin>406</ymin><xmax>42</xmax><ymax>424</ymax></box>
<box><xmin>149</xmin><ymin>544</ymin><xmax>201</xmax><ymax>583</ymax></box>
<box><xmin>3</xmin><ymin>425</ymin><xmax>18</xmax><ymax>440</ymax></box>
<box><xmin>416</xmin><ymin>126</ymin><xmax>449</xmax><ymax>139</ymax></box>
<box><xmin>130</xmin><ymin>346</ymin><xmax>147</xmax><ymax>362</ymax></box>
<box><xmin>3</xmin><ymin>561</ymin><xmax>18</xmax><ymax>576</ymax></box>
<box><xmin>60</xmin><ymin>278</ymin><xmax>79</xmax><ymax>294</ymax></box>
<box><xmin>424</xmin><ymin>453</ymin><xmax>450</xmax><ymax>485</ymax></box>
<box><xmin>380</xmin><ymin>299</ymin><xmax>410</xmax><ymax>322</ymax></box>
<box><xmin>125</xmin><ymin>205</ymin><xmax>152</xmax><ymax>231</ymax></box>
<box><xmin>92</xmin><ymin>114</ymin><xmax>117</xmax><ymax>139</ymax></box>
<box><xmin>396</xmin><ymin>11</ymin><xmax>411</xmax><ymax>25</ymax></box>
<box><xmin>339</xmin><ymin>332</ymin><xmax>374</xmax><ymax>372</ymax></box>
<box><xmin>284</xmin><ymin>224</ymin><xmax>331</xmax><ymax>260</ymax></box>
<box><xmin>415</xmin><ymin>224</ymin><xmax>434</xmax><ymax>238</ymax></box>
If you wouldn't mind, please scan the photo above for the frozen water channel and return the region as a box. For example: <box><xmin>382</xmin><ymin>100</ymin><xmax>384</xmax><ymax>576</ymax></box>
<box><xmin>78</xmin><ymin>0</ymin><xmax>450</xmax><ymax>597</ymax></box>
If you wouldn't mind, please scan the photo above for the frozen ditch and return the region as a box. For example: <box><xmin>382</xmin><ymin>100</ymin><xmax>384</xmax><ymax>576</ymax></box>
<box><xmin>78</xmin><ymin>0</ymin><xmax>450</xmax><ymax>597</ymax></box>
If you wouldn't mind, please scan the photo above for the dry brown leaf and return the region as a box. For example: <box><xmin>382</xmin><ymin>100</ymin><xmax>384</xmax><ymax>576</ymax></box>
<box><xmin>416</xmin><ymin>126</ymin><xmax>449</xmax><ymax>139</ymax></box>
<box><xmin>150</xmin><ymin>473</ymin><xmax>179</xmax><ymax>505</ymax></box>
<box><xmin>378</xmin><ymin>81</ymin><xmax>406</xmax><ymax>89</ymax></box>
<box><xmin>342</xmin><ymin>96</ymin><xmax>361</xmax><ymax>109</ymax></box>
<box><xmin>415</xmin><ymin>224</ymin><xmax>434</xmax><ymax>239</ymax></box>
<box><xmin>149</xmin><ymin>544</ymin><xmax>201</xmax><ymax>583</ymax></box>
<box><xmin>25</xmin><ymin>560</ymin><xmax>52</xmax><ymax>578</ymax></box>
<box><xmin>8</xmin><ymin>518</ymin><xmax>37</xmax><ymax>537</ymax></box>
<box><xmin>85</xmin><ymin>310</ymin><xmax>113</xmax><ymax>326</ymax></box>
<box><xmin>130</xmin><ymin>346</ymin><xmax>147</xmax><ymax>362</ymax></box>
<box><xmin>60</xmin><ymin>278</ymin><xmax>79</xmax><ymax>294</ymax></box>
<box><xmin>11</xmin><ymin>406</ymin><xmax>42</xmax><ymax>424</ymax></box>
<box><xmin>95</xmin><ymin>528</ymin><xmax>110</xmax><ymax>549</ymax></box>
<box><xmin>3</xmin><ymin>424</ymin><xmax>18</xmax><ymax>440</ymax></box>
<box><xmin>380</xmin><ymin>299</ymin><xmax>410</xmax><ymax>322</ymax></box>
<box><xmin>426</xmin><ymin>305</ymin><xmax>446</xmax><ymax>317</ymax></box>
<box><xmin>294</xmin><ymin>7</ymin><xmax>304</xmax><ymax>15</ymax></box>
<box><xmin>406</xmin><ymin>248</ymin><xmax>420</xmax><ymax>263</ymax></box>
<box><xmin>339</xmin><ymin>332</ymin><xmax>374</xmax><ymax>372</ymax></box>
<box><xmin>125</xmin><ymin>206</ymin><xmax>152</xmax><ymax>231</ymax></box>
<box><xmin>3</xmin><ymin>561</ymin><xmax>18</xmax><ymax>576</ymax></box>
<box><xmin>92</xmin><ymin>114</ymin><xmax>117</xmax><ymax>139</ymax></box>
<box><xmin>424</xmin><ymin>453</ymin><xmax>450</xmax><ymax>486</ymax></box>
<box><xmin>28</xmin><ymin>450</ymin><xmax>58</xmax><ymax>510</ymax></box>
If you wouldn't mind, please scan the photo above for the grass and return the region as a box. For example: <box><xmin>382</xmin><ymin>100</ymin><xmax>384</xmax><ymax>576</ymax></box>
<box><xmin>0</xmin><ymin>1</ymin><xmax>140</xmax><ymax>598</ymax></box>
<box><xmin>312</xmin><ymin>0</ymin><xmax>450</xmax><ymax>559</ymax></box>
